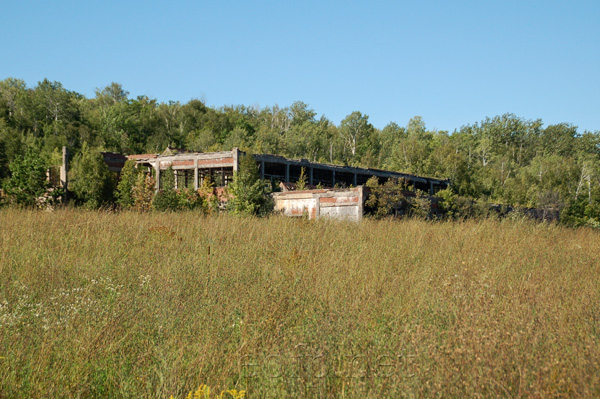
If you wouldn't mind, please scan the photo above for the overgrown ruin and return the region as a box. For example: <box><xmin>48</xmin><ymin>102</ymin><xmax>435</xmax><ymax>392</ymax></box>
<box><xmin>122</xmin><ymin>147</ymin><xmax>450</xmax><ymax>220</ymax></box>
<box><xmin>126</xmin><ymin>147</ymin><xmax>449</xmax><ymax>192</ymax></box>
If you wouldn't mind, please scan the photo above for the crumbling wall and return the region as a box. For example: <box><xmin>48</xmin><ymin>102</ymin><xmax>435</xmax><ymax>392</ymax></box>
<box><xmin>272</xmin><ymin>187</ymin><xmax>364</xmax><ymax>221</ymax></box>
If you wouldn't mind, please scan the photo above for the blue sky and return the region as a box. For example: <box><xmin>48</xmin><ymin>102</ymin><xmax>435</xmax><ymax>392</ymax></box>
<box><xmin>2</xmin><ymin>0</ymin><xmax>599</xmax><ymax>132</ymax></box>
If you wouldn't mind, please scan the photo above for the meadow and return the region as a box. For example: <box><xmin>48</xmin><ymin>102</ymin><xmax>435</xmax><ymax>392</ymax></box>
<box><xmin>0</xmin><ymin>209</ymin><xmax>599</xmax><ymax>398</ymax></box>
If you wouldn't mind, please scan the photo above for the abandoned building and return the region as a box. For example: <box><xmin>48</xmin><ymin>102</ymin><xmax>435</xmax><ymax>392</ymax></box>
<box><xmin>124</xmin><ymin>147</ymin><xmax>450</xmax><ymax>221</ymax></box>
<box><xmin>126</xmin><ymin>147</ymin><xmax>450</xmax><ymax>194</ymax></box>
<box><xmin>48</xmin><ymin>146</ymin><xmax>449</xmax><ymax>220</ymax></box>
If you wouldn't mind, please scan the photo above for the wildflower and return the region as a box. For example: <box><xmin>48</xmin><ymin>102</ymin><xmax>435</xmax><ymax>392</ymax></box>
<box><xmin>226</xmin><ymin>389</ymin><xmax>246</xmax><ymax>398</ymax></box>
<box><xmin>185</xmin><ymin>384</ymin><xmax>210</xmax><ymax>399</ymax></box>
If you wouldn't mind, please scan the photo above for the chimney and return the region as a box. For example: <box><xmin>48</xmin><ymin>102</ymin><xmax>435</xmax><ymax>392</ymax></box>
<box><xmin>60</xmin><ymin>146</ymin><xmax>68</xmax><ymax>192</ymax></box>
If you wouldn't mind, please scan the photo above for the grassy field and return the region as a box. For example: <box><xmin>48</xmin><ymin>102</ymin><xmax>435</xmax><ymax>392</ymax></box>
<box><xmin>1</xmin><ymin>209</ymin><xmax>599</xmax><ymax>398</ymax></box>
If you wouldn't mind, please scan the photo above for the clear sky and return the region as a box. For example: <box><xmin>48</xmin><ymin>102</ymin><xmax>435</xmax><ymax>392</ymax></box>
<box><xmin>2</xmin><ymin>0</ymin><xmax>599</xmax><ymax>133</ymax></box>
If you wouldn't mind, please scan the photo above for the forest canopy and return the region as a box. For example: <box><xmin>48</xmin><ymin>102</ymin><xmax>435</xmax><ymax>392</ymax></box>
<box><xmin>1</xmin><ymin>78</ymin><xmax>599</xmax><ymax>225</ymax></box>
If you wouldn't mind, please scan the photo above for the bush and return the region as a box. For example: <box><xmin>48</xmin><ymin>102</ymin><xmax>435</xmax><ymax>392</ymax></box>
<box><xmin>69</xmin><ymin>143</ymin><xmax>115</xmax><ymax>209</ymax></box>
<box><xmin>3</xmin><ymin>149</ymin><xmax>50</xmax><ymax>206</ymax></box>
<box><xmin>151</xmin><ymin>166</ymin><xmax>207</xmax><ymax>212</ymax></box>
<box><xmin>115</xmin><ymin>160</ymin><xmax>138</xmax><ymax>209</ymax></box>
<box><xmin>152</xmin><ymin>166</ymin><xmax>179</xmax><ymax>212</ymax></box>
<box><xmin>364</xmin><ymin>177</ymin><xmax>408</xmax><ymax>218</ymax></box>
<box><xmin>409</xmin><ymin>190</ymin><xmax>432</xmax><ymax>219</ymax></box>
<box><xmin>198</xmin><ymin>175</ymin><xmax>219</xmax><ymax>213</ymax></box>
<box><xmin>436</xmin><ymin>188</ymin><xmax>475</xmax><ymax>220</ymax></box>
<box><xmin>436</xmin><ymin>188</ymin><xmax>457</xmax><ymax>216</ymax></box>
<box><xmin>176</xmin><ymin>188</ymin><xmax>206</xmax><ymax>211</ymax></box>
<box><xmin>227</xmin><ymin>153</ymin><xmax>272</xmax><ymax>216</ymax></box>
<box><xmin>296</xmin><ymin>167</ymin><xmax>307</xmax><ymax>190</ymax></box>
<box><xmin>560</xmin><ymin>196</ymin><xmax>600</xmax><ymax>227</ymax></box>
<box><xmin>132</xmin><ymin>172</ymin><xmax>155</xmax><ymax>212</ymax></box>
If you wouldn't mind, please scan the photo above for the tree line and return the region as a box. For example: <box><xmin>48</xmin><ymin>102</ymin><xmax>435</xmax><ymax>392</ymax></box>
<box><xmin>1</xmin><ymin>78</ymin><xmax>599</xmax><ymax>226</ymax></box>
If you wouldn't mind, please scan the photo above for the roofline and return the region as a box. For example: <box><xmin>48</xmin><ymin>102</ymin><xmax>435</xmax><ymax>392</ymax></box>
<box><xmin>125</xmin><ymin>148</ymin><xmax>451</xmax><ymax>185</ymax></box>
<box><xmin>252</xmin><ymin>153</ymin><xmax>450</xmax><ymax>184</ymax></box>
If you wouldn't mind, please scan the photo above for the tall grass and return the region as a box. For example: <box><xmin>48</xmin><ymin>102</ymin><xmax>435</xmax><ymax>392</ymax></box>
<box><xmin>1</xmin><ymin>208</ymin><xmax>599</xmax><ymax>398</ymax></box>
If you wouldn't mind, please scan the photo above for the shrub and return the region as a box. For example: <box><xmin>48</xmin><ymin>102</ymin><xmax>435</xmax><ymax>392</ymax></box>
<box><xmin>176</xmin><ymin>188</ymin><xmax>206</xmax><ymax>211</ymax></box>
<box><xmin>296</xmin><ymin>167</ymin><xmax>307</xmax><ymax>190</ymax></box>
<box><xmin>436</xmin><ymin>188</ymin><xmax>473</xmax><ymax>219</ymax></box>
<box><xmin>3</xmin><ymin>149</ymin><xmax>50</xmax><ymax>206</ymax></box>
<box><xmin>69</xmin><ymin>143</ymin><xmax>115</xmax><ymax>209</ymax></box>
<box><xmin>152</xmin><ymin>166</ymin><xmax>179</xmax><ymax>212</ymax></box>
<box><xmin>409</xmin><ymin>190</ymin><xmax>432</xmax><ymax>219</ymax></box>
<box><xmin>227</xmin><ymin>153</ymin><xmax>272</xmax><ymax>216</ymax></box>
<box><xmin>132</xmin><ymin>172</ymin><xmax>155</xmax><ymax>212</ymax></box>
<box><xmin>472</xmin><ymin>197</ymin><xmax>496</xmax><ymax>219</ymax></box>
<box><xmin>115</xmin><ymin>160</ymin><xmax>138</xmax><ymax>209</ymax></box>
<box><xmin>198</xmin><ymin>175</ymin><xmax>219</xmax><ymax>213</ymax></box>
<box><xmin>436</xmin><ymin>188</ymin><xmax>457</xmax><ymax>216</ymax></box>
<box><xmin>364</xmin><ymin>177</ymin><xmax>408</xmax><ymax>218</ymax></box>
<box><xmin>150</xmin><ymin>167</ymin><xmax>207</xmax><ymax>212</ymax></box>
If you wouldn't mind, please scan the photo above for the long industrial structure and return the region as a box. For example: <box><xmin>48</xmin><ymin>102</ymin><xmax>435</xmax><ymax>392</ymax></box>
<box><xmin>127</xmin><ymin>147</ymin><xmax>450</xmax><ymax>195</ymax></box>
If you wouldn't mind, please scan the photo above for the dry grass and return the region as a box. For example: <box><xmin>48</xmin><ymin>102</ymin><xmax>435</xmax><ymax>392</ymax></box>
<box><xmin>0</xmin><ymin>208</ymin><xmax>599</xmax><ymax>398</ymax></box>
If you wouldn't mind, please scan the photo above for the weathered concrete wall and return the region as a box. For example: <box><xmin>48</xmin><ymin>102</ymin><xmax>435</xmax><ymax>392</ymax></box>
<box><xmin>272</xmin><ymin>187</ymin><xmax>364</xmax><ymax>221</ymax></box>
<box><xmin>273</xmin><ymin>193</ymin><xmax>319</xmax><ymax>219</ymax></box>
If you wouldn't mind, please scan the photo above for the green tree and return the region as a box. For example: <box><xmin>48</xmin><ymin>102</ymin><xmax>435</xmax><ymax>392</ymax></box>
<box><xmin>223</xmin><ymin>126</ymin><xmax>250</xmax><ymax>150</ymax></box>
<box><xmin>0</xmin><ymin>78</ymin><xmax>28</xmax><ymax>125</ymax></box>
<box><xmin>0</xmin><ymin>137</ymin><xmax>7</xmax><ymax>181</ymax></box>
<box><xmin>339</xmin><ymin>111</ymin><xmax>375</xmax><ymax>163</ymax></box>
<box><xmin>3</xmin><ymin>149</ymin><xmax>49</xmax><ymax>206</ymax></box>
<box><xmin>94</xmin><ymin>82</ymin><xmax>129</xmax><ymax>106</ymax></box>
<box><xmin>364</xmin><ymin>177</ymin><xmax>408</xmax><ymax>219</ymax></box>
<box><xmin>69</xmin><ymin>143</ymin><xmax>115</xmax><ymax>208</ymax></box>
<box><xmin>186</xmin><ymin>127</ymin><xmax>217</xmax><ymax>152</ymax></box>
<box><xmin>148</xmin><ymin>101</ymin><xmax>186</xmax><ymax>151</ymax></box>
<box><xmin>537</xmin><ymin>123</ymin><xmax>576</xmax><ymax>157</ymax></box>
<box><xmin>296</xmin><ymin>167</ymin><xmax>307</xmax><ymax>190</ymax></box>
<box><xmin>407</xmin><ymin>116</ymin><xmax>427</xmax><ymax>139</ymax></box>
<box><xmin>289</xmin><ymin>101</ymin><xmax>316</xmax><ymax>126</ymax></box>
<box><xmin>379</xmin><ymin>122</ymin><xmax>406</xmax><ymax>169</ymax></box>
<box><xmin>32</xmin><ymin>79</ymin><xmax>81</xmax><ymax>138</ymax></box>
<box><xmin>115</xmin><ymin>159</ymin><xmax>138</xmax><ymax>208</ymax></box>
<box><xmin>227</xmin><ymin>154</ymin><xmax>272</xmax><ymax>216</ymax></box>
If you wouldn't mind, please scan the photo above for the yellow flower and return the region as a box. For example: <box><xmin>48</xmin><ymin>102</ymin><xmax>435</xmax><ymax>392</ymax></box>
<box><xmin>226</xmin><ymin>389</ymin><xmax>246</xmax><ymax>399</ymax></box>
<box><xmin>177</xmin><ymin>384</ymin><xmax>242</xmax><ymax>399</ymax></box>
<box><xmin>193</xmin><ymin>384</ymin><xmax>210</xmax><ymax>398</ymax></box>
